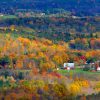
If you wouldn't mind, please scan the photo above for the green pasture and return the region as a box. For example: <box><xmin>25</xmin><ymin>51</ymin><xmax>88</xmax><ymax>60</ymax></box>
<box><xmin>0</xmin><ymin>15</ymin><xmax>17</xmax><ymax>20</ymax></box>
<box><xmin>58</xmin><ymin>68</ymin><xmax>100</xmax><ymax>80</ymax></box>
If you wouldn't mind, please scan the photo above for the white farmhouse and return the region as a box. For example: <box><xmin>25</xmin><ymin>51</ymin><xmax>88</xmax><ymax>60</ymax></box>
<box><xmin>64</xmin><ymin>63</ymin><xmax>75</xmax><ymax>69</ymax></box>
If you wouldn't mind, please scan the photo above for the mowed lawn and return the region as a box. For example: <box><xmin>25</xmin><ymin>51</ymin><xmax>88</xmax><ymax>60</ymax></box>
<box><xmin>0</xmin><ymin>15</ymin><xmax>17</xmax><ymax>20</ymax></box>
<box><xmin>58</xmin><ymin>68</ymin><xmax>100</xmax><ymax>80</ymax></box>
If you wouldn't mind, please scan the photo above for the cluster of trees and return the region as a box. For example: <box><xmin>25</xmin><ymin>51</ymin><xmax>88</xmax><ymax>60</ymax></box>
<box><xmin>69</xmin><ymin>38</ymin><xmax>100</xmax><ymax>50</ymax></box>
<box><xmin>0</xmin><ymin>16</ymin><xmax>99</xmax><ymax>43</ymax></box>
<box><xmin>0</xmin><ymin>33</ymin><xmax>99</xmax><ymax>100</ymax></box>
<box><xmin>0</xmin><ymin>34</ymin><xmax>99</xmax><ymax>72</ymax></box>
<box><xmin>0</xmin><ymin>72</ymin><xmax>90</xmax><ymax>100</ymax></box>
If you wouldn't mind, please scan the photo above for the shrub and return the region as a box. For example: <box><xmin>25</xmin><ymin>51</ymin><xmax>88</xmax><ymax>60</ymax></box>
<box><xmin>0</xmin><ymin>56</ymin><xmax>11</xmax><ymax>68</ymax></box>
<box><xmin>69</xmin><ymin>83</ymin><xmax>81</xmax><ymax>96</ymax></box>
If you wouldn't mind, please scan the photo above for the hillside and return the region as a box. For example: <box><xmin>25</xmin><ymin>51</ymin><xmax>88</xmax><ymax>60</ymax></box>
<box><xmin>0</xmin><ymin>0</ymin><xmax>99</xmax><ymax>16</ymax></box>
<box><xmin>0</xmin><ymin>1</ymin><xmax>100</xmax><ymax>99</ymax></box>
<box><xmin>0</xmin><ymin>16</ymin><xmax>99</xmax><ymax>43</ymax></box>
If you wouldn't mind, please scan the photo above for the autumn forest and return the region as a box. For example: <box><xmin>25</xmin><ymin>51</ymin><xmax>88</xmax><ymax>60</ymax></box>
<box><xmin>0</xmin><ymin>0</ymin><xmax>100</xmax><ymax>100</ymax></box>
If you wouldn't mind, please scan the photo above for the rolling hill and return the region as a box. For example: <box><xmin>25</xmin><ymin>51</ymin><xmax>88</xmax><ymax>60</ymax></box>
<box><xmin>0</xmin><ymin>0</ymin><xmax>99</xmax><ymax>16</ymax></box>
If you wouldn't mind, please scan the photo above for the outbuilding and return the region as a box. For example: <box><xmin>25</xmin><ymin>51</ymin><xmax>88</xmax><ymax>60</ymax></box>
<box><xmin>64</xmin><ymin>63</ymin><xmax>75</xmax><ymax>70</ymax></box>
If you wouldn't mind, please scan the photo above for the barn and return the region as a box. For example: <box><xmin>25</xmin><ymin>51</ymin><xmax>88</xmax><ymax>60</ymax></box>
<box><xmin>64</xmin><ymin>63</ymin><xmax>75</xmax><ymax>70</ymax></box>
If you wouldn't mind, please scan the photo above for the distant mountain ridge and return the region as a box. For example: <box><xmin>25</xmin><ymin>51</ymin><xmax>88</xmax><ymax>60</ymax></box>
<box><xmin>0</xmin><ymin>0</ymin><xmax>100</xmax><ymax>16</ymax></box>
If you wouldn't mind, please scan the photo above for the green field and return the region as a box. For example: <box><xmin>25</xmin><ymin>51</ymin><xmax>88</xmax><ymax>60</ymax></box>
<box><xmin>0</xmin><ymin>15</ymin><xmax>17</xmax><ymax>20</ymax></box>
<box><xmin>58</xmin><ymin>68</ymin><xmax>100</xmax><ymax>80</ymax></box>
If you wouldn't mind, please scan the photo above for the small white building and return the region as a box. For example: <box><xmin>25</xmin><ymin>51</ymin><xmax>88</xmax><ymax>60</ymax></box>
<box><xmin>64</xmin><ymin>63</ymin><xmax>75</xmax><ymax>69</ymax></box>
<box><xmin>97</xmin><ymin>67</ymin><xmax>100</xmax><ymax>71</ymax></box>
<box><xmin>0</xmin><ymin>13</ymin><xmax>4</xmax><ymax>17</ymax></box>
